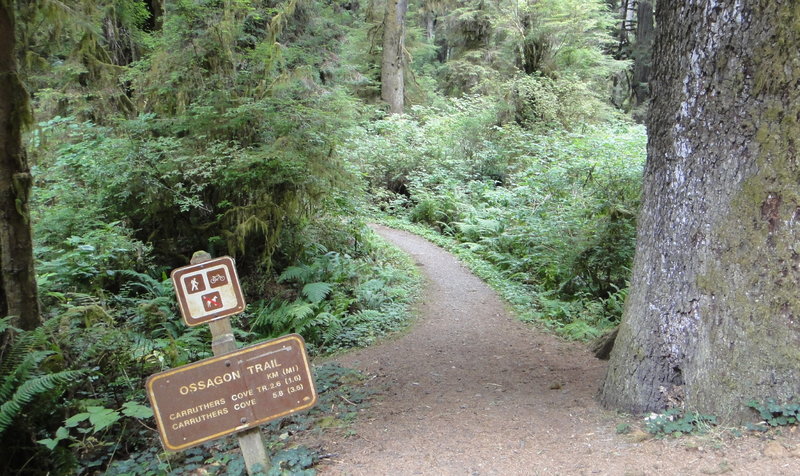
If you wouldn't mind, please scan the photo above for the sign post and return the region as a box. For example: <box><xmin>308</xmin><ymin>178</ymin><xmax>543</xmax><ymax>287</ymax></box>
<box><xmin>147</xmin><ymin>251</ymin><xmax>317</xmax><ymax>475</ymax></box>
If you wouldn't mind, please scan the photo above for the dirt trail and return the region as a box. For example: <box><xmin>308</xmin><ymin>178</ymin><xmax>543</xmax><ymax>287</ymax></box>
<box><xmin>311</xmin><ymin>225</ymin><xmax>800</xmax><ymax>475</ymax></box>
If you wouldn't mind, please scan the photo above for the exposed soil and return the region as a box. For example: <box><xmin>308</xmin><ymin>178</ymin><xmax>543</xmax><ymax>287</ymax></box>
<box><xmin>308</xmin><ymin>225</ymin><xmax>800</xmax><ymax>475</ymax></box>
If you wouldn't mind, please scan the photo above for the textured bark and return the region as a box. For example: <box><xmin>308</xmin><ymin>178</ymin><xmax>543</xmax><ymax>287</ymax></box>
<box><xmin>421</xmin><ymin>8</ymin><xmax>435</xmax><ymax>40</ymax></box>
<box><xmin>381</xmin><ymin>0</ymin><xmax>407</xmax><ymax>114</ymax></box>
<box><xmin>150</xmin><ymin>0</ymin><xmax>164</xmax><ymax>30</ymax></box>
<box><xmin>600</xmin><ymin>0</ymin><xmax>800</xmax><ymax>423</ymax></box>
<box><xmin>618</xmin><ymin>0</ymin><xmax>636</xmax><ymax>46</ymax></box>
<box><xmin>0</xmin><ymin>2</ymin><xmax>40</xmax><ymax>331</ymax></box>
<box><xmin>631</xmin><ymin>1</ymin><xmax>654</xmax><ymax>106</ymax></box>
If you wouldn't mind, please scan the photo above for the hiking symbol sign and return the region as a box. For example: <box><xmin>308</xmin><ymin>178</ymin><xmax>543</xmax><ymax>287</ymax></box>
<box><xmin>171</xmin><ymin>256</ymin><xmax>245</xmax><ymax>326</ymax></box>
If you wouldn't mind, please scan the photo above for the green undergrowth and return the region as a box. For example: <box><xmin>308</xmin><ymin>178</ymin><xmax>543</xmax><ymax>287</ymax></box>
<box><xmin>105</xmin><ymin>363</ymin><xmax>373</xmax><ymax>476</ymax></box>
<box><xmin>347</xmin><ymin>103</ymin><xmax>646</xmax><ymax>340</ymax></box>
<box><xmin>746</xmin><ymin>399</ymin><xmax>800</xmax><ymax>431</ymax></box>
<box><xmin>643</xmin><ymin>409</ymin><xmax>718</xmax><ymax>438</ymax></box>
<box><xmin>377</xmin><ymin>217</ymin><xmax>605</xmax><ymax>340</ymax></box>
<box><xmin>244</xmin><ymin>227</ymin><xmax>423</xmax><ymax>356</ymax></box>
<box><xmin>3</xmin><ymin>222</ymin><xmax>421</xmax><ymax>474</ymax></box>
<box><xmin>615</xmin><ymin>400</ymin><xmax>800</xmax><ymax>443</ymax></box>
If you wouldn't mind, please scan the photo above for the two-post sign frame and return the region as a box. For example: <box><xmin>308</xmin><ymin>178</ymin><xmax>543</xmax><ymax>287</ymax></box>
<box><xmin>149</xmin><ymin>255</ymin><xmax>318</xmax><ymax>455</ymax></box>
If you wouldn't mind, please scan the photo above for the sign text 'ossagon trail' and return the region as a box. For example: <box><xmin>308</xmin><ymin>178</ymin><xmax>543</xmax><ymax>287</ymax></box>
<box><xmin>147</xmin><ymin>334</ymin><xmax>317</xmax><ymax>451</ymax></box>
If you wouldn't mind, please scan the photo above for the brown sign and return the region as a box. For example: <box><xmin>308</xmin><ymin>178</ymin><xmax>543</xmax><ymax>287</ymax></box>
<box><xmin>171</xmin><ymin>256</ymin><xmax>245</xmax><ymax>326</ymax></box>
<box><xmin>146</xmin><ymin>334</ymin><xmax>317</xmax><ymax>451</ymax></box>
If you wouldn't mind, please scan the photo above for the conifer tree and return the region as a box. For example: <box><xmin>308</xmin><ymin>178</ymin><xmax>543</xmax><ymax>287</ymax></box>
<box><xmin>0</xmin><ymin>0</ymin><xmax>40</xmax><ymax>335</ymax></box>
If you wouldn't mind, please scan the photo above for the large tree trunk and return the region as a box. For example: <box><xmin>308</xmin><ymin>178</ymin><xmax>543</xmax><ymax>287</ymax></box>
<box><xmin>381</xmin><ymin>0</ymin><xmax>407</xmax><ymax>114</ymax></box>
<box><xmin>0</xmin><ymin>2</ymin><xmax>40</xmax><ymax>332</ymax></box>
<box><xmin>600</xmin><ymin>0</ymin><xmax>800</xmax><ymax>423</ymax></box>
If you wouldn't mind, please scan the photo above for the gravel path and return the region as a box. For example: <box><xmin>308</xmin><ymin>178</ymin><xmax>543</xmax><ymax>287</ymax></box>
<box><xmin>309</xmin><ymin>225</ymin><xmax>800</xmax><ymax>475</ymax></box>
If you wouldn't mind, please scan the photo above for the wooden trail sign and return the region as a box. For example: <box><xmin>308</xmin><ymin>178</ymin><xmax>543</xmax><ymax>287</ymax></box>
<box><xmin>147</xmin><ymin>334</ymin><xmax>317</xmax><ymax>451</ymax></box>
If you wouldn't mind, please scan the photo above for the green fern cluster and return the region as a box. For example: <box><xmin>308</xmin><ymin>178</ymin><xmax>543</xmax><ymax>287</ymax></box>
<box><xmin>0</xmin><ymin>317</ymin><xmax>86</xmax><ymax>436</ymax></box>
<box><xmin>248</xmin><ymin>233</ymin><xmax>420</xmax><ymax>354</ymax></box>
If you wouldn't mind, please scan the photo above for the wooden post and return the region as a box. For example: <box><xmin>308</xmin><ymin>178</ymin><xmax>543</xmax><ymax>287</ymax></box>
<box><xmin>190</xmin><ymin>252</ymin><xmax>270</xmax><ymax>475</ymax></box>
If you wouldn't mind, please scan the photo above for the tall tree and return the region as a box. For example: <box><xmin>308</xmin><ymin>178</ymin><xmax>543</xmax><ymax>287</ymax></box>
<box><xmin>381</xmin><ymin>0</ymin><xmax>408</xmax><ymax>114</ymax></box>
<box><xmin>600</xmin><ymin>0</ymin><xmax>800</xmax><ymax>422</ymax></box>
<box><xmin>0</xmin><ymin>1</ymin><xmax>40</xmax><ymax>332</ymax></box>
<box><xmin>630</xmin><ymin>1</ymin><xmax>654</xmax><ymax>108</ymax></box>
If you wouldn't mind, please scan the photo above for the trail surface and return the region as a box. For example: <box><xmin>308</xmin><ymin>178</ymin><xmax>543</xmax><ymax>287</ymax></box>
<box><xmin>310</xmin><ymin>225</ymin><xmax>800</xmax><ymax>475</ymax></box>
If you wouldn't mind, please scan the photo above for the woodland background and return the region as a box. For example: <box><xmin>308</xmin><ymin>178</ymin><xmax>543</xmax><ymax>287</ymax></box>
<box><xmin>2</xmin><ymin>0</ymin><xmax>654</xmax><ymax>474</ymax></box>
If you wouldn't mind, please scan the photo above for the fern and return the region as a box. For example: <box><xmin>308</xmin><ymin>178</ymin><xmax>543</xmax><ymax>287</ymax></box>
<box><xmin>0</xmin><ymin>368</ymin><xmax>86</xmax><ymax>434</ymax></box>
<box><xmin>0</xmin><ymin>350</ymin><xmax>49</xmax><ymax>404</ymax></box>
<box><xmin>278</xmin><ymin>265</ymin><xmax>313</xmax><ymax>283</ymax></box>
<box><xmin>0</xmin><ymin>319</ymin><xmax>45</xmax><ymax>388</ymax></box>
<box><xmin>0</xmin><ymin>321</ymin><xmax>87</xmax><ymax>436</ymax></box>
<box><xmin>251</xmin><ymin>300</ymin><xmax>318</xmax><ymax>336</ymax></box>
<box><xmin>116</xmin><ymin>269</ymin><xmax>173</xmax><ymax>297</ymax></box>
<box><xmin>301</xmin><ymin>282</ymin><xmax>333</xmax><ymax>303</ymax></box>
<box><xmin>0</xmin><ymin>315</ymin><xmax>17</xmax><ymax>335</ymax></box>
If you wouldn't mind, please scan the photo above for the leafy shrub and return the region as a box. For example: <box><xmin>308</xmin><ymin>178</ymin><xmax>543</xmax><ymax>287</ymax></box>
<box><xmin>497</xmin><ymin>74</ymin><xmax>617</xmax><ymax>130</ymax></box>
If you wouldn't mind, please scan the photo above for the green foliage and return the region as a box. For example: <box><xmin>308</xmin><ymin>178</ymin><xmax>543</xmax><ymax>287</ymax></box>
<box><xmin>746</xmin><ymin>399</ymin><xmax>800</xmax><ymax>429</ymax></box>
<box><xmin>500</xmin><ymin>0</ymin><xmax>626</xmax><ymax>81</ymax></box>
<box><xmin>497</xmin><ymin>74</ymin><xmax>617</xmax><ymax>129</ymax></box>
<box><xmin>250</xmin><ymin>231</ymin><xmax>421</xmax><ymax>354</ymax></box>
<box><xmin>0</xmin><ymin>317</ymin><xmax>90</xmax><ymax>474</ymax></box>
<box><xmin>434</xmin><ymin>0</ymin><xmax>627</xmax><ymax>98</ymax></box>
<box><xmin>267</xmin><ymin>446</ymin><xmax>317</xmax><ymax>475</ymax></box>
<box><xmin>38</xmin><ymin>401</ymin><xmax>153</xmax><ymax>451</ymax></box>
<box><xmin>301</xmin><ymin>282</ymin><xmax>334</xmax><ymax>304</ymax></box>
<box><xmin>615</xmin><ymin>422</ymin><xmax>632</xmax><ymax>435</ymax></box>
<box><xmin>14</xmin><ymin>0</ymin><xmax>647</xmax><ymax>471</ymax></box>
<box><xmin>352</xmin><ymin>104</ymin><xmax>645</xmax><ymax>337</ymax></box>
<box><xmin>644</xmin><ymin>409</ymin><xmax>717</xmax><ymax>438</ymax></box>
<box><xmin>0</xmin><ymin>318</ymin><xmax>87</xmax><ymax>436</ymax></box>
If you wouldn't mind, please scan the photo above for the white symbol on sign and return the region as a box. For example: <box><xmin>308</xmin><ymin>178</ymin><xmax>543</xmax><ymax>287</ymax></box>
<box><xmin>190</xmin><ymin>278</ymin><xmax>200</xmax><ymax>291</ymax></box>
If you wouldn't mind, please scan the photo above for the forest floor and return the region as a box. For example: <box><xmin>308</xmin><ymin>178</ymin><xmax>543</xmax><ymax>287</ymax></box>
<box><xmin>301</xmin><ymin>225</ymin><xmax>800</xmax><ymax>475</ymax></box>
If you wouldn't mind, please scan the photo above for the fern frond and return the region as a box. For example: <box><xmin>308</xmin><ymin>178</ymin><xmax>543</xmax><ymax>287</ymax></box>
<box><xmin>285</xmin><ymin>302</ymin><xmax>324</xmax><ymax>335</ymax></box>
<box><xmin>0</xmin><ymin>316</ymin><xmax>20</xmax><ymax>335</ymax></box>
<box><xmin>301</xmin><ymin>282</ymin><xmax>332</xmax><ymax>303</ymax></box>
<box><xmin>252</xmin><ymin>300</ymin><xmax>289</xmax><ymax>331</ymax></box>
<box><xmin>0</xmin><ymin>351</ymin><xmax>55</xmax><ymax>406</ymax></box>
<box><xmin>0</xmin><ymin>331</ymin><xmax>46</xmax><ymax>382</ymax></box>
<box><xmin>117</xmin><ymin>269</ymin><xmax>171</xmax><ymax>296</ymax></box>
<box><xmin>278</xmin><ymin>265</ymin><xmax>312</xmax><ymax>283</ymax></box>
<box><xmin>0</xmin><ymin>369</ymin><xmax>86</xmax><ymax>434</ymax></box>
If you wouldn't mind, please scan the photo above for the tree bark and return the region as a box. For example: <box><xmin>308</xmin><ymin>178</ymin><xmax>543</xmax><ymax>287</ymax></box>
<box><xmin>381</xmin><ymin>0</ymin><xmax>408</xmax><ymax>114</ymax></box>
<box><xmin>631</xmin><ymin>1</ymin><xmax>654</xmax><ymax>107</ymax></box>
<box><xmin>0</xmin><ymin>2</ymin><xmax>40</xmax><ymax>332</ymax></box>
<box><xmin>600</xmin><ymin>0</ymin><xmax>800</xmax><ymax>423</ymax></box>
<box><xmin>150</xmin><ymin>0</ymin><xmax>164</xmax><ymax>30</ymax></box>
